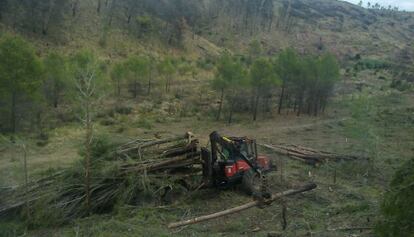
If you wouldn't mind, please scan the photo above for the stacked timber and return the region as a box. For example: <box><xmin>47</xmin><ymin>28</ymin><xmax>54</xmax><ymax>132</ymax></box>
<box><xmin>260</xmin><ymin>144</ymin><xmax>365</xmax><ymax>165</ymax></box>
<box><xmin>117</xmin><ymin>132</ymin><xmax>201</xmax><ymax>173</ymax></box>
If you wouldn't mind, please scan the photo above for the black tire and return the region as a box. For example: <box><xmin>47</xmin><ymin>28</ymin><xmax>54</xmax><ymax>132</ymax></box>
<box><xmin>201</xmin><ymin>148</ymin><xmax>214</xmax><ymax>187</ymax></box>
<box><xmin>242</xmin><ymin>169</ymin><xmax>262</xmax><ymax>195</ymax></box>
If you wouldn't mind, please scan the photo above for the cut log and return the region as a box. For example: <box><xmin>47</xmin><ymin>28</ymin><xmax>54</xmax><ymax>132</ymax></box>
<box><xmin>167</xmin><ymin>183</ymin><xmax>317</xmax><ymax>229</ymax></box>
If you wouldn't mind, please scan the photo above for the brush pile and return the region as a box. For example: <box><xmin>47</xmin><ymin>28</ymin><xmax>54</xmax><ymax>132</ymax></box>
<box><xmin>0</xmin><ymin>132</ymin><xmax>202</xmax><ymax>222</ymax></box>
<box><xmin>260</xmin><ymin>143</ymin><xmax>365</xmax><ymax>165</ymax></box>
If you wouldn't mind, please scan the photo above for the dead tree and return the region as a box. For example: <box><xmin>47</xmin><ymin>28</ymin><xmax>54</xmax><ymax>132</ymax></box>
<box><xmin>71</xmin><ymin>0</ymin><xmax>79</xmax><ymax>17</ymax></box>
<box><xmin>22</xmin><ymin>143</ymin><xmax>30</xmax><ymax>220</ymax></box>
<box><xmin>74</xmin><ymin>56</ymin><xmax>100</xmax><ymax>215</ymax></box>
<box><xmin>97</xmin><ymin>0</ymin><xmax>101</xmax><ymax>14</ymax></box>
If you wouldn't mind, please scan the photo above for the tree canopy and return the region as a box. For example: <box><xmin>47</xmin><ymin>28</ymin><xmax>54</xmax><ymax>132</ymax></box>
<box><xmin>0</xmin><ymin>35</ymin><xmax>43</xmax><ymax>97</ymax></box>
<box><xmin>0</xmin><ymin>34</ymin><xmax>43</xmax><ymax>132</ymax></box>
<box><xmin>211</xmin><ymin>49</ymin><xmax>340</xmax><ymax>122</ymax></box>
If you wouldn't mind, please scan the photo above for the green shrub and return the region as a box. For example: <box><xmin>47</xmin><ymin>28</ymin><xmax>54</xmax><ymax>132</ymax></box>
<box><xmin>135</xmin><ymin>117</ymin><xmax>153</xmax><ymax>129</ymax></box>
<box><xmin>28</xmin><ymin>201</ymin><xmax>66</xmax><ymax>228</ymax></box>
<box><xmin>0</xmin><ymin>221</ymin><xmax>26</xmax><ymax>237</ymax></box>
<box><xmin>354</xmin><ymin>59</ymin><xmax>391</xmax><ymax>71</ymax></box>
<box><xmin>376</xmin><ymin>158</ymin><xmax>414</xmax><ymax>237</ymax></box>
<box><xmin>96</xmin><ymin>109</ymin><xmax>115</xmax><ymax>119</ymax></box>
<box><xmin>196</xmin><ymin>57</ymin><xmax>215</xmax><ymax>70</ymax></box>
<box><xmin>78</xmin><ymin>134</ymin><xmax>119</xmax><ymax>161</ymax></box>
<box><xmin>390</xmin><ymin>80</ymin><xmax>412</xmax><ymax>92</ymax></box>
<box><xmin>36</xmin><ymin>132</ymin><xmax>49</xmax><ymax>147</ymax></box>
<box><xmin>339</xmin><ymin>201</ymin><xmax>370</xmax><ymax>214</ymax></box>
<box><xmin>115</xmin><ymin>106</ymin><xmax>133</xmax><ymax>115</ymax></box>
<box><xmin>100</xmin><ymin>117</ymin><xmax>117</xmax><ymax>126</ymax></box>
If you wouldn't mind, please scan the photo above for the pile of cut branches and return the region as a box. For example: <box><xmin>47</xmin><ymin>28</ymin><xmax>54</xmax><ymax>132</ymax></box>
<box><xmin>0</xmin><ymin>133</ymin><xmax>202</xmax><ymax>223</ymax></box>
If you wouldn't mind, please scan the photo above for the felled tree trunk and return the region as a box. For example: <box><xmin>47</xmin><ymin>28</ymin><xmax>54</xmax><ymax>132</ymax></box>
<box><xmin>216</xmin><ymin>89</ymin><xmax>224</xmax><ymax>121</ymax></box>
<box><xmin>10</xmin><ymin>91</ymin><xmax>17</xmax><ymax>133</ymax></box>
<box><xmin>168</xmin><ymin>183</ymin><xmax>317</xmax><ymax>229</ymax></box>
<box><xmin>278</xmin><ymin>81</ymin><xmax>286</xmax><ymax>114</ymax></box>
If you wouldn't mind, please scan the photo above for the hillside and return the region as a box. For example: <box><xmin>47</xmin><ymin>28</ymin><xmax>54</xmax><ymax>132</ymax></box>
<box><xmin>1</xmin><ymin>0</ymin><xmax>414</xmax><ymax>62</ymax></box>
<box><xmin>0</xmin><ymin>0</ymin><xmax>413</xmax><ymax>237</ymax></box>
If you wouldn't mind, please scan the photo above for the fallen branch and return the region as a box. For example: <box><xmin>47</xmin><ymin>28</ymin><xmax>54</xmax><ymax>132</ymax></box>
<box><xmin>167</xmin><ymin>183</ymin><xmax>317</xmax><ymax>229</ymax></box>
<box><xmin>328</xmin><ymin>226</ymin><xmax>374</xmax><ymax>231</ymax></box>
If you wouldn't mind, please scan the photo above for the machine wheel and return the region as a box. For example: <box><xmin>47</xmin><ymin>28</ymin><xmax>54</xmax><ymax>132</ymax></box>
<box><xmin>242</xmin><ymin>169</ymin><xmax>262</xmax><ymax>195</ymax></box>
<box><xmin>201</xmin><ymin>148</ymin><xmax>214</xmax><ymax>187</ymax></box>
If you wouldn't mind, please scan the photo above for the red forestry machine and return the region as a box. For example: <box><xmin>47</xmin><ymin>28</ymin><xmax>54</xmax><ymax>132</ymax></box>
<box><xmin>201</xmin><ymin>131</ymin><xmax>275</xmax><ymax>199</ymax></box>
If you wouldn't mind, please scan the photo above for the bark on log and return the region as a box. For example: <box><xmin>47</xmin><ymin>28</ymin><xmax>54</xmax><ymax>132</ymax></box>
<box><xmin>167</xmin><ymin>183</ymin><xmax>317</xmax><ymax>229</ymax></box>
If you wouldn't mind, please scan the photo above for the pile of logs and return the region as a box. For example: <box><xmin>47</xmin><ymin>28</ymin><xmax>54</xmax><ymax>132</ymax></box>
<box><xmin>117</xmin><ymin>132</ymin><xmax>197</xmax><ymax>159</ymax></box>
<box><xmin>117</xmin><ymin>132</ymin><xmax>201</xmax><ymax>174</ymax></box>
<box><xmin>260</xmin><ymin>144</ymin><xmax>365</xmax><ymax>166</ymax></box>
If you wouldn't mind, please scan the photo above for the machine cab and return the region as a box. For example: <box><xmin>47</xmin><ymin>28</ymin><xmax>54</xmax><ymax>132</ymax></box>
<box><xmin>202</xmin><ymin>132</ymin><xmax>272</xmax><ymax>188</ymax></box>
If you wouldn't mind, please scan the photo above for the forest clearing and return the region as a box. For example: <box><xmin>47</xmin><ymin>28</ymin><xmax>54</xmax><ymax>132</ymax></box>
<box><xmin>0</xmin><ymin>0</ymin><xmax>414</xmax><ymax>236</ymax></box>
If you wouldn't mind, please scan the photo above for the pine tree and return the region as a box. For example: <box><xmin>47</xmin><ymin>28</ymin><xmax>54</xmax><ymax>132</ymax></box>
<box><xmin>43</xmin><ymin>52</ymin><xmax>68</xmax><ymax>108</ymax></box>
<box><xmin>249</xmin><ymin>58</ymin><xmax>280</xmax><ymax>121</ymax></box>
<box><xmin>125</xmin><ymin>56</ymin><xmax>150</xmax><ymax>98</ymax></box>
<box><xmin>158</xmin><ymin>58</ymin><xmax>176</xmax><ymax>93</ymax></box>
<box><xmin>0</xmin><ymin>35</ymin><xmax>43</xmax><ymax>133</ymax></box>
<box><xmin>212</xmin><ymin>54</ymin><xmax>247</xmax><ymax>123</ymax></box>
<box><xmin>70</xmin><ymin>50</ymin><xmax>103</xmax><ymax>215</ymax></box>
<box><xmin>110</xmin><ymin>62</ymin><xmax>127</xmax><ymax>97</ymax></box>
<box><xmin>274</xmin><ymin>48</ymin><xmax>301</xmax><ymax>114</ymax></box>
<box><xmin>376</xmin><ymin>158</ymin><xmax>414</xmax><ymax>237</ymax></box>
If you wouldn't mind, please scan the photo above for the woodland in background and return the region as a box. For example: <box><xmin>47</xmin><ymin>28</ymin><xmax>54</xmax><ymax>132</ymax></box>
<box><xmin>0</xmin><ymin>34</ymin><xmax>340</xmax><ymax>135</ymax></box>
<box><xmin>212</xmin><ymin>48</ymin><xmax>340</xmax><ymax>123</ymax></box>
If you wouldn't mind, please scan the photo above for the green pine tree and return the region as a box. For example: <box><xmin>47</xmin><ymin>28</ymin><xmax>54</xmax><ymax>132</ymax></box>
<box><xmin>0</xmin><ymin>34</ymin><xmax>43</xmax><ymax>133</ymax></box>
<box><xmin>376</xmin><ymin>158</ymin><xmax>414</xmax><ymax>237</ymax></box>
